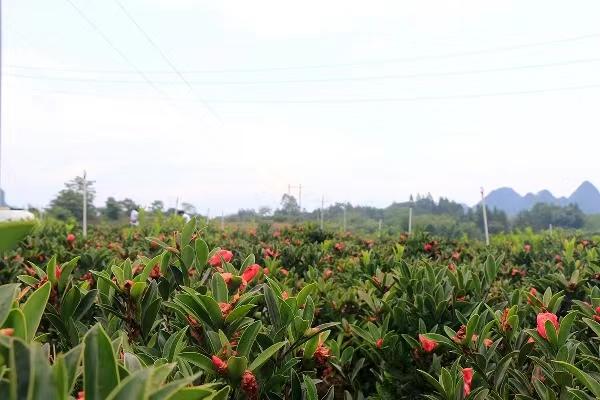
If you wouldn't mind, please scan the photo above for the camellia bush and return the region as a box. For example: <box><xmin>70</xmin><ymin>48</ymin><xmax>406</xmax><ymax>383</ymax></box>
<box><xmin>0</xmin><ymin>217</ymin><xmax>599</xmax><ymax>399</ymax></box>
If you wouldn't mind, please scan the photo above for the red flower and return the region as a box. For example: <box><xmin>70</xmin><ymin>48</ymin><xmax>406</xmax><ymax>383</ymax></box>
<box><xmin>241</xmin><ymin>370</ymin><xmax>259</xmax><ymax>399</ymax></box>
<box><xmin>66</xmin><ymin>233</ymin><xmax>76</xmax><ymax>243</ymax></box>
<box><xmin>218</xmin><ymin>302</ymin><xmax>233</xmax><ymax>317</ymax></box>
<box><xmin>0</xmin><ymin>328</ymin><xmax>14</xmax><ymax>337</ymax></box>
<box><xmin>555</xmin><ymin>254</ymin><xmax>562</xmax><ymax>263</ymax></box>
<box><xmin>279</xmin><ymin>268</ymin><xmax>289</xmax><ymax>276</ymax></box>
<box><xmin>418</xmin><ymin>334</ymin><xmax>438</xmax><ymax>353</ymax></box>
<box><xmin>483</xmin><ymin>338</ymin><xmax>494</xmax><ymax>348</ymax></box>
<box><xmin>314</xmin><ymin>344</ymin><xmax>331</xmax><ymax>365</ymax></box>
<box><xmin>55</xmin><ymin>265</ymin><xmax>63</xmax><ymax>280</ymax></box>
<box><xmin>211</xmin><ymin>355</ymin><xmax>228</xmax><ymax>375</ymax></box>
<box><xmin>524</xmin><ymin>244</ymin><xmax>532</xmax><ymax>253</ymax></box>
<box><xmin>452</xmin><ymin>325</ymin><xmax>467</xmax><ymax>344</ymax></box>
<box><xmin>323</xmin><ymin>269</ymin><xmax>333</xmax><ymax>280</ymax></box>
<box><xmin>462</xmin><ymin>368</ymin><xmax>474</xmax><ymax>396</ymax></box>
<box><xmin>448</xmin><ymin>263</ymin><xmax>456</xmax><ymax>272</ymax></box>
<box><xmin>208</xmin><ymin>250</ymin><xmax>233</xmax><ymax>267</ymax></box>
<box><xmin>500</xmin><ymin>308</ymin><xmax>511</xmax><ymax>332</ymax></box>
<box><xmin>241</xmin><ymin>264</ymin><xmax>260</xmax><ymax>283</ymax></box>
<box><xmin>536</xmin><ymin>312</ymin><xmax>559</xmax><ymax>339</ymax></box>
<box><xmin>376</xmin><ymin>338</ymin><xmax>384</xmax><ymax>349</ymax></box>
<box><xmin>527</xmin><ymin>288</ymin><xmax>537</xmax><ymax>305</ymax></box>
<box><xmin>263</xmin><ymin>248</ymin><xmax>279</xmax><ymax>259</ymax></box>
<box><xmin>334</xmin><ymin>242</ymin><xmax>345</xmax><ymax>251</ymax></box>
<box><xmin>263</xmin><ymin>267</ymin><xmax>270</xmax><ymax>276</ymax></box>
<box><xmin>423</xmin><ymin>243</ymin><xmax>433</xmax><ymax>252</ymax></box>
<box><xmin>452</xmin><ymin>251</ymin><xmax>461</xmax><ymax>261</ymax></box>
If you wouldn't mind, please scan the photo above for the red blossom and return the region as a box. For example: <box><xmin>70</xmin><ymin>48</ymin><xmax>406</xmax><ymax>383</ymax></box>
<box><xmin>66</xmin><ymin>233</ymin><xmax>76</xmax><ymax>243</ymax></box>
<box><xmin>314</xmin><ymin>344</ymin><xmax>331</xmax><ymax>365</ymax></box>
<box><xmin>376</xmin><ymin>338</ymin><xmax>384</xmax><ymax>349</ymax></box>
<box><xmin>218</xmin><ymin>302</ymin><xmax>233</xmax><ymax>317</ymax></box>
<box><xmin>419</xmin><ymin>334</ymin><xmax>437</xmax><ymax>353</ymax></box>
<box><xmin>241</xmin><ymin>370</ymin><xmax>259</xmax><ymax>399</ymax></box>
<box><xmin>211</xmin><ymin>355</ymin><xmax>228</xmax><ymax>375</ymax></box>
<box><xmin>537</xmin><ymin>312</ymin><xmax>559</xmax><ymax>339</ymax></box>
<box><xmin>462</xmin><ymin>368</ymin><xmax>474</xmax><ymax>396</ymax></box>
<box><xmin>241</xmin><ymin>264</ymin><xmax>261</xmax><ymax>283</ymax></box>
<box><xmin>208</xmin><ymin>250</ymin><xmax>233</xmax><ymax>267</ymax></box>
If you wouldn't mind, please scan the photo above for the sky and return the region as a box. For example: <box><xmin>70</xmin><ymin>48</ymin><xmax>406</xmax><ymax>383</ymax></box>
<box><xmin>2</xmin><ymin>0</ymin><xmax>600</xmax><ymax>214</ymax></box>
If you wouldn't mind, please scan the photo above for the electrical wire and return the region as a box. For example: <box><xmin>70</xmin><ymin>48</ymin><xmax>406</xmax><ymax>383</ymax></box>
<box><xmin>112</xmin><ymin>0</ymin><xmax>220</xmax><ymax>121</ymax></box>
<box><xmin>6</xmin><ymin>32</ymin><xmax>600</xmax><ymax>74</ymax></box>
<box><xmin>6</xmin><ymin>56</ymin><xmax>600</xmax><ymax>85</ymax></box>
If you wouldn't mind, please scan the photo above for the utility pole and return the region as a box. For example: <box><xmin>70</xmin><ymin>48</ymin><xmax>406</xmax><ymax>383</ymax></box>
<box><xmin>221</xmin><ymin>211</ymin><xmax>224</xmax><ymax>230</ymax></box>
<box><xmin>320</xmin><ymin>195</ymin><xmax>324</xmax><ymax>230</ymax></box>
<box><xmin>408</xmin><ymin>207</ymin><xmax>412</xmax><ymax>235</ymax></box>
<box><xmin>343</xmin><ymin>205</ymin><xmax>347</xmax><ymax>232</ymax></box>
<box><xmin>480</xmin><ymin>187</ymin><xmax>490</xmax><ymax>246</ymax></box>
<box><xmin>175</xmin><ymin>197</ymin><xmax>179</xmax><ymax>214</ymax></box>
<box><xmin>378</xmin><ymin>219</ymin><xmax>382</xmax><ymax>238</ymax></box>
<box><xmin>82</xmin><ymin>171</ymin><xmax>87</xmax><ymax>238</ymax></box>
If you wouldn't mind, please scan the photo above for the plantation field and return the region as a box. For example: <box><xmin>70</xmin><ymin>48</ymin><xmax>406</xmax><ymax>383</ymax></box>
<box><xmin>0</xmin><ymin>217</ymin><xmax>599</xmax><ymax>399</ymax></box>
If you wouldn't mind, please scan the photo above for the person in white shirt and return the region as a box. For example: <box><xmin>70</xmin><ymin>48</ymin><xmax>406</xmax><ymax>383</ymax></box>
<box><xmin>130</xmin><ymin>209</ymin><xmax>139</xmax><ymax>226</ymax></box>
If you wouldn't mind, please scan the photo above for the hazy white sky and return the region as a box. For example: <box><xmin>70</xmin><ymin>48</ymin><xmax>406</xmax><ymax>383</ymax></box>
<box><xmin>2</xmin><ymin>0</ymin><xmax>600</xmax><ymax>213</ymax></box>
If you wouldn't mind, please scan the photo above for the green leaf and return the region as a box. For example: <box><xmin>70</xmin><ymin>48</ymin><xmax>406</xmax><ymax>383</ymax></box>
<box><xmin>179</xmin><ymin>353</ymin><xmax>215</xmax><ymax>374</ymax></box>
<box><xmin>4</xmin><ymin>308</ymin><xmax>27</xmax><ymax>340</ymax></box>
<box><xmin>248</xmin><ymin>341</ymin><xmax>286</xmax><ymax>371</ymax></box>
<box><xmin>181</xmin><ymin>245</ymin><xmax>195</xmax><ymax>270</ymax></box>
<box><xmin>84</xmin><ymin>324</ymin><xmax>120</xmax><ymax>400</ymax></box>
<box><xmin>21</xmin><ymin>281</ymin><xmax>51</xmax><ymax>342</ymax></box>
<box><xmin>557</xmin><ymin>311</ymin><xmax>577</xmax><ymax>346</ymax></box>
<box><xmin>583</xmin><ymin>318</ymin><xmax>600</xmax><ymax>338</ymax></box>
<box><xmin>237</xmin><ymin>321</ymin><xmax>261</xmax><ymax>358</ymax></box>
<box><xmin>58</xmin><ymin>257</ymin><xmax>80</xmax><ymax>293</ymax></box>
<box><xmin>195</xmin><ymin>240</ymin><xmax>209</xmax><ymax>269</ymax></box>
<box><xmin>227</xmin><ymin>356</ymin><xmax>248</xmax><ymax>379</ymax></box>
<box><xmin>553</xmin><ymin>361</ymin><xmax>600</xmax><ymax>397</ymax></box>
<box><xmin>181</xmin><ymin>218</ymin><xmax>196</xmax><ymax>247</ymax></box>
<box><xmin>296</xmin><ymin>283</ymin><xmax>317</xmax><ymax>307</ymax></box>
<box><xmin>0</xmin><ymin>284</ymin><xmax>19</xmax><ymax>327</ymax></box>
<box><xmin>225</xmin><ymin>304</ymin><xmax>255</xmax><ymax>324</ymax></box>
<box><xmin>106</xmin><ymin>368</ymin><xmax>152</xmax><ymax>400</ymax></box>
<box><xmin>303</xmin><ymin>375</ymin><xmax>318</xmax><ymax>400</ymax></box>
<box><xmin>211</xmin><ymin>274</ymin><xmax>228</xmax><ymax>304</ymax></box>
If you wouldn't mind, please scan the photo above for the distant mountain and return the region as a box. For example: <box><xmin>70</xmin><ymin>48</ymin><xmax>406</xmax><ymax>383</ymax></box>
<box><xmin>484</xmin><ymin>181</ymin><xmax>600</xmax><ymax>215</ymax></box>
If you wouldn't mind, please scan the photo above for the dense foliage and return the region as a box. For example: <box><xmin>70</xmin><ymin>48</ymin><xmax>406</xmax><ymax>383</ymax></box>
<box><xmin>1</xmin><ymin>216</ymin><xmax>600</xmax><ymax>399</ymax></box>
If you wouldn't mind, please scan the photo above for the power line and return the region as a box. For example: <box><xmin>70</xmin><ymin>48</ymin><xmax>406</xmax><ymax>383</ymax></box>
<box><xmin>14</xmin><ymin>82</ymin><xmax>600</xmax><ymax>104</ymax></box>
<box><xmin>199</xmin><ymin>83</ymin><xmax>600</xmax><ymax>104</ymax></box>
<box><xmin>63</xmin><ymin>0</ymin><xmax>178</xmax><ymax>110</ymax></box>
<box><xmin>112</xmin><ymin>0</ymin><xmax>220</xmax><ymax>121</ymax></box>
<box><xmin>6</xmin><ymin>56</ymin><xmax>600</xmax><ymax>85</ymax></box>
<box><xmin>7</xmin><ymin>32</ymin><xmax>600</xmax><ymax>75</ymax></box>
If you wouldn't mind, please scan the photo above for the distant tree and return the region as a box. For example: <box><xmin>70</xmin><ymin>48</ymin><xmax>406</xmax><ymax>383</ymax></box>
<box><xmin>515</xmin><ymin>203</ymin><xmax>585</xmax><ymax>230</ymax></box>
<box><xmin>119</xmin><ymin>198</ymin><xmax>139</xmax><ymax>214</ymax></box>
<box><xmin>181</xmin><ymin>202</ymin><xmax>197</xmax><ymax>215</ymax></box>
<box><xmin>278</xmin><ymin>194</ymin><xmax>300</xmax><ymax>215</ymax></box>
<box><xmin>48</xmin><ymin>176</ymin><xmax>96</xmax><ymax>221</ymax></box>
<box><xmin>258</xmin><ymin>206</ymin><xmax>272</xmax><ymax>217</ymax></box>
<box><xmin>103</xmin><ymin>197</ymin><xmax>122</xmax><ymax>220</ymax></box>
<box><xmin>150</xmin><ymin>200</ymin><xmax>164</xmax><ymax>213</ymax></box>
